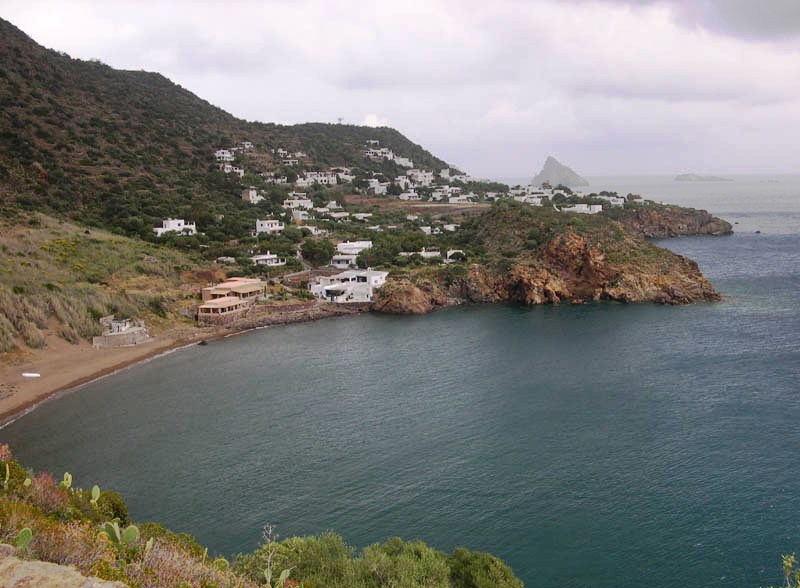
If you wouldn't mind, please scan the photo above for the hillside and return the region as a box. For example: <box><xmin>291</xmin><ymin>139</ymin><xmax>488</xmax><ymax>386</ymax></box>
<box><xmin>0</xmin><ymin>18</ymin><xmax>448</xmax><ymax>237</ymax></box>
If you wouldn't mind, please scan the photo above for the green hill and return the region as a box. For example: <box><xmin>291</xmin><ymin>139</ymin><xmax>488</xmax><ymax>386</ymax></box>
<box><xmin>0</xmin><ymin>18</ymin><xmax>449</xmax><ymax>237</ymax></box>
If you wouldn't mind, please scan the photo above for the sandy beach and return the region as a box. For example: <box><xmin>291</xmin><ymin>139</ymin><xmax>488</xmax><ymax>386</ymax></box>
<box><xmin>0</xmin><ymin>302</ymin><xmax>367</xmax><ymax>427</ymax></box>
<box><xmin>0</xmin><ymin>329</ymin><xmax>209</xmax><ymax>427</ymax></box>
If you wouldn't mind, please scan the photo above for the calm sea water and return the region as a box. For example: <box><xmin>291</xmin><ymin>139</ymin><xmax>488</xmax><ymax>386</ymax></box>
<box><xmin>2</xmin><ymin>177</ymin><xmax>799</xmax><ymax>587</ymax></box>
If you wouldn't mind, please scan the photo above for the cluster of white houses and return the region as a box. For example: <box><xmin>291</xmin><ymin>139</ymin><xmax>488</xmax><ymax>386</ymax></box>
<box><xmin>197</xmin><ymin>270</ymin><xmax>390</xmax><ymax>324</ymax></box>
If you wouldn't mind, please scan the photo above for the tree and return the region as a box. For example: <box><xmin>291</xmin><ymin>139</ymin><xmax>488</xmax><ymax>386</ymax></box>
<box><xmin>300</xmin><ymin>238</ymin><xmax>334</xmax><ymax>266</ymax></box>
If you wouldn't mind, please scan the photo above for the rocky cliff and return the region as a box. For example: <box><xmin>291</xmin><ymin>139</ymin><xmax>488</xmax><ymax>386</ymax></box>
<box><xmin>619</xmin><ymin>205</ymin><xmax>733</xmax><ymax>238</ymax></box>
<box><xmin>371</xmin><ymin>202</ymin><xmax>725</xmax><ymax>314</ymax></box>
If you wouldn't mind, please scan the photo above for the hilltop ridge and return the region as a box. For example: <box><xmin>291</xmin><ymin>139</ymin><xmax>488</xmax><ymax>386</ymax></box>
<box><xmin>0</xmin><ymin>17</ymin><xmax>448</xmax><ymax>233</ymax></box>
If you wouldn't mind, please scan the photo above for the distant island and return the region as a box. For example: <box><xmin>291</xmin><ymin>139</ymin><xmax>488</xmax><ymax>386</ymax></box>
<box><xmin>674</xmin><ymin>173</ymin><xmax>732</xmax><ymax>182</ymax></box>
<box><xmin>532</xmin><ymin>155</ymin><xmax>590</xmax><ymax>187</ymax></box>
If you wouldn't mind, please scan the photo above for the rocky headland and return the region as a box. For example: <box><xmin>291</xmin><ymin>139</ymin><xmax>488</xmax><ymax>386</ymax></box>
<box><xmin>371</xmin><ymin>201</ymin><xmax>730</xmax><ymax>314</ymax></box>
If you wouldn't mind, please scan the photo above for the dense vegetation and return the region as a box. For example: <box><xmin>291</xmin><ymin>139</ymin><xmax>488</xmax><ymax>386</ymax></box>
<box><xmin>0</xmin><ymin>445</ymin><xmax>523</xmax><ymax>587</ymax></box>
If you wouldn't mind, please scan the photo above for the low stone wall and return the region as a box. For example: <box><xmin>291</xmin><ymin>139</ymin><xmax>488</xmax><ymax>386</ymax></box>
<box><xmin>260</xmin><ymin>301</ymin><xmax>316</xmax><ymax>313</ymax></box>
<box><xmin>91</xmin><ymin>327</ymin><xmax>149</xmax><ymax>349</ymax></box>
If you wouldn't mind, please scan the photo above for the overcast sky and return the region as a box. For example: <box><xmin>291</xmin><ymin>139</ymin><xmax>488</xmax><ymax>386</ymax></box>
<box><xmin>3</xmin><ymin>0</ymin><xmax>800</xmax><ymax>177</ymax></box>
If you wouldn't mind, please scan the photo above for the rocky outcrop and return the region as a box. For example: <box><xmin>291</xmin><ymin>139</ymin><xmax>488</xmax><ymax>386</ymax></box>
<box><xmin>620</xmin><ymin>206</ymin><xmax>733</xmax><ymax>238</ymax></box>
<box><xmin>0</xmin><ymin>544</ymin><xmax>127</xmax><ymax>587</ymax></box>
<box><xmin>532</xmin><ymin>155</ymin><xmax>589</xmax><ymax>187</ymax></box>
<box><xmin>372</xmin><ymin>231</ymin><xmax>720</xmax><ymax>314</ymax></box>
<box><xmin>371</xmin><ymin>279</ymin><xmax>447</xmax><ymax>314</ymax></box>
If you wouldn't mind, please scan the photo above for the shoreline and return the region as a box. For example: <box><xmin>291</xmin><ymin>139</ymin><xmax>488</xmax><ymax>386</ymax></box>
<box><xmin>0</xmin><ymin>302</ymin><xmax>367</xmax><ymax>428</ymax></box>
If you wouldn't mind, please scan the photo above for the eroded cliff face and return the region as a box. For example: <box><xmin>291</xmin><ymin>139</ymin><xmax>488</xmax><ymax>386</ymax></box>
<box><xmin>371</xmin><ymin>230</ymin><xmax>720</xmax><ymax>314</ymax></box>
<box><xmin>620</xmin><ymin>206</ymin><xmax>733</xmax><ymax>238</ymax></box>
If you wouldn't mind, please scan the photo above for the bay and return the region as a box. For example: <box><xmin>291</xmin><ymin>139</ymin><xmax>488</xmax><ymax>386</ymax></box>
<box><xmin>2</xmin><ymin>178</ymin><xmax>800</xmax><ymax>587</ymax></box>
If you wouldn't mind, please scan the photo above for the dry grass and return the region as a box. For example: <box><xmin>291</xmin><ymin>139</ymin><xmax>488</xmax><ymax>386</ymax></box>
<box><xmin>0</xmin><ymin>215</ymin><xmax>210</xmax><ymax>353</ymax></box>
<box><xmin>126</xmin><ymin>541</ymin><xmax>257</xmax><ymax>588</ymax></box>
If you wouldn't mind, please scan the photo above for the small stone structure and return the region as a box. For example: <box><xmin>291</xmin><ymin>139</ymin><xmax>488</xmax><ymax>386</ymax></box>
<box><xmin>92</xmin><ymin>316</ymin><xmax>149</xmax><ymax>349</ymax></box>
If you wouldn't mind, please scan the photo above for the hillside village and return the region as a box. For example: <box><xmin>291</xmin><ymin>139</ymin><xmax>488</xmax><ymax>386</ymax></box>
<box><xmin>143</xmin><ymin>139</ymin><xmax>648</xmax><ymax>325</ymax></box>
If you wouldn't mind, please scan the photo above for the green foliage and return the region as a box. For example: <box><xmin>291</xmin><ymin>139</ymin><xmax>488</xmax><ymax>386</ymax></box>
<box><xmin>448</xmin><ymin>547</ymin><xmax>523</xmax><ymax>588</ymax></box>
<box><xmin>102</xmin><ymin>520</ymin><xmax>140</xmax><ymax>547</ymax></box>
<box><xmin>300</xmin><ymin>238</ymin><xmax>334</xmax><ymax>266</ymax></box>
<box><xmin>14</xmin><ymin>526</ymin><xmax>32</xmax><ymax>550</ymax></box>
<box><xmin>234</xmin><ymin>532</ymin><xmax>523</xmax><ymax>588</ymax></box>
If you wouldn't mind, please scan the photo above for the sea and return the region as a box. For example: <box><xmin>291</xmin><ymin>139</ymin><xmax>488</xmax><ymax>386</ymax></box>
<box><xmin>2</xmin><ymin>175</ymin><xmax>799</xmax><ymax>588</ymax></box>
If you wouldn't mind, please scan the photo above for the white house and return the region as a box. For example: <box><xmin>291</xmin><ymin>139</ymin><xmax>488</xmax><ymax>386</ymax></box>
<box><xmin>398</xmin><ymin>191</ymin><xmax>421</xmax><ymax>201</ymax></box>
<box><xmin>282</xmin><ymin>158</ymin><xmax>299</xmax><ymax>166</ymax></box>
<box><xmin>337</xmin><ymin>240</ymin><xmax>373</xmax><ymax>255</ymax></box>
<box><xmin>309</xmin><ymin>269</ymin><xmax>388</xmax><ymax>303</ymax></box>
<box><xmin>331</xmin><ymin>253</ymin><xmax>359</xmax><ymax>268</ymax></box>
<box><xmin>399</xmin><ymin>247</ymin><xmax>442</xmax><ymax>260</ymax></box>
<box><xmin>443</xmin><ymin>223</ymin><xmax>460</xmax><ymax>232</ymax></box>
<box><xmin>255</xmin><ymin>219</ymin><xmax>284</xmax><ymax>235</ymax></box>
<box><xmin>250</xmin><ymin>251</ymin><xmax>286</xmax><ymax>266</ymax></box>
<box><xmin>561</xmin><ymin>203</ymin><xmax>602</xmax><ymax>214</ymax></box>
<box><xmin>242</xmin><ymin>187</ymin><xmax>264</xmax><ymax>204</ymax></box>
<box><xmin>407</xmin><ymin>169</ymin><xmax>435</xmax><ymax>186</ymax></box>
<box><xmin>448</xmin><ymin>195</ymin><xmax>471</xmax><ymax>204</ymax></box>
<box><xmin>219</xmin><ymin>164</ymin><xmax>245</xmax><ymax>178</ymax></box>
<box><xmin>352</xmin><ymin>213</ymin><xmax>373</xmax><ymax>221</ymax></box>
<box><xmin>514</xmin><ymin>195</ymin><xmax>543</xmax><ymax>206</ymax></box>
<box><xmin>241</xmin><ymin>141</ymin><xmax>254</xmax><ymax>150</ymax></box>
<box><xmin>283</xmin><ymin>197</ymin><xmax>314</xmax><ymax>210</ymax></box>
<box><xmin>393</xmin><ymin>156</ymin><xmax>413</xmax><ymax>168</ymax></box>
<box><xmin>214</xmin><ymin>149</ymin><xmax>234</xmax><ymax>162</ymax></box>
<box><xmin>263</xmin><ymin>174</ymin><xmax>288</xmax><ymax>184</ymax></box>
<box><xmin>367</xmin><ymin>178</ymin><xmax>389</xmax><ymax>195</ymax></box>
<box><xmin>292</xmin><ymin>209</ymin><xmax>311</xmax><ymax>222</ymax></box>
<box><xmin>296</xmin><ymin>171</ymin><xmax>338</xmax><ymax>187</ymax></box>
<box><xmin>306</xmin><ymin>225</ymin><xmax>328</xmax><ymax>236</ymax></box>
<box><xmin>154</xmin><ymin>218</ymin><xmax>197</xmax><ymax>237</ymax></box>
<box><xmin>596</xmin><ymin>195</ymin><xmax>626</xmax><ymax>207</ymax></box>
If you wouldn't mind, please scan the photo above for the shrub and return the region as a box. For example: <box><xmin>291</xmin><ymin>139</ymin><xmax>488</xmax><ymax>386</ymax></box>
<box><xmin>28</xmin><ymin>472</ymin><xmax>70</xmax><ymax>515</ymax></box>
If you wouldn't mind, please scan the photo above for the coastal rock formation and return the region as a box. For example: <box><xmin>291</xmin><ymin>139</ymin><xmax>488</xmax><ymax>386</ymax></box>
<box><xmin>371</xmin><ymin>279</ymin><xmax>446</xmax><ymax>314</ymax></box>
<box><xmin>675</xmin><ymin>173</ymin><xmax>731</xmax><ymax>182</ymax></box>
<box><xmin>372</xmin><ymin>203</ymin><xmax>724</xmax><ymax>315</ymax></box>
<box><xmin>532</xmin><ymin>155</ymin><xmax>589</xmax><ymax>187</ymax></box>
<box><xmin>0</xmin><ymin>544</ymin><xmax>128</xmax><ymax>587</ymax></box>
<box><xmin>620</xmin><ymin>205</ymin><xmax>733</xmax><ymax>238</ymax></box>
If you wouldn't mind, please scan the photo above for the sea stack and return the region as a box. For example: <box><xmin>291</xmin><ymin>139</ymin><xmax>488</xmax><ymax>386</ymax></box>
<box><xmin>532</xmin><ymin>155</ymin><xmax>589</xmax><ymax>187</ymax></box>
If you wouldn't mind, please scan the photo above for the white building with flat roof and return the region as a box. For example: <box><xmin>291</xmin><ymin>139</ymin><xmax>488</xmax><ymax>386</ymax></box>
<box><xmin>561</xmin><ymin>203</ymin><xmax>602</xmax><ymax>214</ymax></box>
<box><xmin>242</xmin><ymin>186</ymin><xmax>264</xmax><ymax>204</ymax></box>
<box><xmin>331</xmin><ymin>253</ymin><xmax>358</xmax><ymax>268</ymax></box>
<box><xmin>154</xmin><ymin>218</ymin><xmax>196</xmax><ymax>237</ymax></box>
<box><xmin>215</xmin><ymin>149</ymin><xmax>234</xmax><ymax>162</ymax></box>
<box><xmin>251</xmin><ymin>251</ymin><xmax>287</xmax><ymax>266</ymax></box>
<box><xmin>255</xmin><ymin>219</ymin><xmax>284</xmax><ymax>235</ymax></box>
<box><xmin>309</xmin><ymin>269</ymin><xmax>389</xmax><ymax>303</ymax></box>
<box><xmin>283</xmin><ymin>197</ymin><xmax>314</xmax><ymax>210</ymax></box>
<box><xmin>337</xmin><ymin>240</ymin><xmax>372</xmax><ymax>255</ymax></box>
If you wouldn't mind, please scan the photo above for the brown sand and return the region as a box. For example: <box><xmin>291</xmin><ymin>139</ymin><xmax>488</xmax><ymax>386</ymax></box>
<box><xmin>0</xmin><ymin>301</ymin><xmax>366</xmax><ymax>427</ymax></box>
<box><xmin>0</xmin><ymin>330</ymin><xmax>211</xmax><ymax>426</ymax></box>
